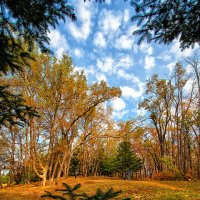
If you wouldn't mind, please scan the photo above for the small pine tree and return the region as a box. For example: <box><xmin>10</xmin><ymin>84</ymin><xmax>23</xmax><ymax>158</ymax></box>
<box><xmin>41</xmin><ymin>183</ymin><xmax>82</xmax><ymax>200</ymax></box>
<box><xmin>69</xmin><ymin>151</ymin><xmax>80</xmax><ymax>178</ymax></box>
<box><xmin>41</xmin><ymin>183</ymin><xmax>124</xmax><ymax>200</ymax></box>
<box><xmin>116</xmin><ymin>141</ymin><xmax>142</xmax><ymax>180</ymax></box>
<box><xmin>99</xmin><ymin>156</ymin><xmax>118</xmax><ymax>177</ymax></box>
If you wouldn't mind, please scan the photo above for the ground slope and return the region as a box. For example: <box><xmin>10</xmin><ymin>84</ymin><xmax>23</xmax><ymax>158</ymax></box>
<box><xmin>0</xmin><ymin>177</ymin><xmax>200</xmax><ymax>200</ymax></box>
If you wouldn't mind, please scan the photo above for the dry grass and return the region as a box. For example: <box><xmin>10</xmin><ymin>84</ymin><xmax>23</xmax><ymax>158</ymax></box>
<box><xmin>0</xmin><ymin>176</ymin><xmax>200</xmax><ymax>200</ymax></box>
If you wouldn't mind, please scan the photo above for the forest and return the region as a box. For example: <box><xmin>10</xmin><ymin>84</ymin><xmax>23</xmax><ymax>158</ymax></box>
<box><xmin>0</xmin><ymin>50</ymin><xmax>199</xmax><ymax>187</ymax></box>
<box><xmin>0</xmin><ymin>1</ymin><xmax>200</xmax><ymax>199</ymax></box>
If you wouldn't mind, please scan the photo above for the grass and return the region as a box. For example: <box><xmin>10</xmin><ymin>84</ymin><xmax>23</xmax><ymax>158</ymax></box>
<box><xmin>0</xmin><ymin>177</ymin><xmax>200</xmax><ymax>200</ymax></box>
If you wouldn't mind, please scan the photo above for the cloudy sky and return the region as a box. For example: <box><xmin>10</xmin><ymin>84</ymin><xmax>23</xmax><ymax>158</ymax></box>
<box><xmin>48</xmin><ymin>0</ymin><xmax>198</xmax><ymax>121</ymax></box>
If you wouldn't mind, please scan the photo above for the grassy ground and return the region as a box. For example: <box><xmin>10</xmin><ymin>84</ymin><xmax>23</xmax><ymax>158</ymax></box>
<box><xmin>0</xmin><ymin>177</ymin><xmax>200</xmax><ymax>200</ymax></box>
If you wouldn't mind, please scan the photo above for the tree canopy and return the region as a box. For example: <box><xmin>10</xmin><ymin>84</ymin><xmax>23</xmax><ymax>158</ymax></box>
<box><xmin>0</xmin><ymin>0</ymin><xmax>76</xmax><ymax>127</ymax></box>
<box><xmin>0</xmin><ymin>0</ymin><xmax>76</xmax><ymax>73</ymax></box>
<box><xmin>130</xmin><ymin>0</ymin><xmax>200</xmax><ymax>49</ymax></box>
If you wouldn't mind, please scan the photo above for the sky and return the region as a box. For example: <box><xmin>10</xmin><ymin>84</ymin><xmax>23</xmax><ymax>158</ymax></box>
<box><xmin>47</xmin><ymin>0</ymin><xmax>199</xmax><ymax>121</ymax></box>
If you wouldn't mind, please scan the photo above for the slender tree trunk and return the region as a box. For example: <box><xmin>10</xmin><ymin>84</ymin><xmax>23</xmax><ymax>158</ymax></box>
<box><xmin>0</xmin><ymin>165</ymin><xmax>2</xmax><ymax>188</ymax></box>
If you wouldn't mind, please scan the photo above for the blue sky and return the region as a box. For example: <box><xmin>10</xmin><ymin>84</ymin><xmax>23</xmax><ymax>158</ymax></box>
<box><xmin>47</xmin><ymin>0</ymin><xmax>198</xmax><ymax>121</ymax></box>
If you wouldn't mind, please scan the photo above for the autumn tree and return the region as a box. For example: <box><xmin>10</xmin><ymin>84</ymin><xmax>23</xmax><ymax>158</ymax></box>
<box><xmin>138</xmin><ymin>59</ymin><xmax>200</xmax><ymax>179</ymax></box>
<box><xmin>139</xmin><ymin>74</ymin><xmax>174</xmax><ymax>172</ymax></box>
<box><xmin>6</xmin><ymin>51</ymin><xmax>121</xmax><ymax>185</ymax></box>
<box><xmin>183</xmin><ymin>52</ymin><xmax>200</xmax><ymax>178</ymax></box>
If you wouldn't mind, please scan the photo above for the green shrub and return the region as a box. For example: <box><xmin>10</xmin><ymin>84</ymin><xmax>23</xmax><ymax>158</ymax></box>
<box><xmin>41</xmin><ymin>182</ymin><xmax>129</xmax><ymax>200</ymax></box>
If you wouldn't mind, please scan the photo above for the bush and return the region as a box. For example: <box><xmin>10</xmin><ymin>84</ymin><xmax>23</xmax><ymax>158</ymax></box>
<box><xmin>152</xmin><ymin>170</ymin><xmax>184</xmax><ymax>181</ymax></box>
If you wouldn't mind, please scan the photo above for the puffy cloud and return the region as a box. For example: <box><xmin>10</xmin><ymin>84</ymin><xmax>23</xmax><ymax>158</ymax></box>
<box><xmin>157</xmin><ymin>53</ymin><xmax>172</xmax><ymax>62</ymax></box>
<box><xmin>139</xmin><ymin>43</ymin><xmax>153</xmax><ymax>55</ymax></box>
<box><xmin>98</xmin><ymin>9</ymin><xmax>122</xmax><ymax>35</ymax></box>
<box><xmin>127</xmin><ymin>25</ymin><xmax>139</xmax><ymax>36</ymax></box>
<box><xmin>74</xmin><ymin>48</ymin><xmax>83</xmax><ymax>57</ymax></box>
<box><xmin>116</xmin><ymin>55</ymin><xmax>133</xmax><ymax>68</ymax></box>
<box><xmin>117</xmin><ymin>70</ymin><xmax>141</xmax><ymax>83</ymax></box>
<box><xmin>136</xmin><ymin>107</ymin><xmax>147</xmax><ymax>116</ymax></box>
<box><xmin>93</xmin><ymin>32</ymin><xmax>106</xmax><ymax>48</ymax></box>
<box><xmin>184</xmin><ymin>78</ymin><xmax>194</xmax><ymax>93</ymax></box>
<box><xmin>115</xmin><ymin>35</ymin><xmax>133</xmax><ymax>50</ymax></box>
<box><xmin>111</xmin><ymin>98</ymin><xmax>126</xmax><ymax>111</ymax></box>
<box><xmin>113</xmin><ymin>110</ymin><xmax>128</xmax><ymax>119</ymax></box>
<box><xmin>95</xmin><ymin>72</ymin><xmax>107</xmax><ymax>82</ymax></box>
<box><xmin>166</xmin><ymin>62</ymin><xmax>177</xmax><ymax>72</ymax></box>
<box><xmin>67</xmin><ymin>1</ymin><xmax>94</xmax><ymax>41</ymax></box>
<box><xmin>74</xmin><ymin>65</ymin><xmax>95</xmax><ymax>76</ymax></box>
<box><xmin>97</xmin><ymin>57</ymin><xmax>114</xmax><ymax>73</ymax></box>
<box><xmin>117</xmin><ymin>69</ymin><xmax>132</xmax><ymax>80</ymax></box>
<box><xmin>123</xmin><ymin>9</ymin><xmax>130</xmax><ymax>23</ymax></box>
<box><xmin>170</xmin><ymin>39</ymin><xmax>199</xmax><ymax>59</ymax></box>
<box><xmin>121</xmin><ymin>85</ymin><xmax>144</xmax><ymax>99</ymax></box>
<box><xmin>105</xmin><ymin>0</ymin><xmax>111</xmax><ymax>4</ymax></box>
<box><xmin>185</xmin><ymin>64</ymin><xmax>193</xmax><ymax>74</ymax></box>
<box><xmin>48</xmin><ymin>29</ymin><xmax>68</xmax><ymax>59</ymax></box>
<box><xmin>144</xmin><ymin>56</ymin><xmax>155</xmax><ymax>70</ymax></box>
<box><xmin>55</xmin><ymin>47</ymin><xmax>66</xmax><ymax>60</ymax></box>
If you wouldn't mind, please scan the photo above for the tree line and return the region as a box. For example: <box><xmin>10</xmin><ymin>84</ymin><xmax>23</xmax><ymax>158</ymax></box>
<box><xmin>0</xmin><ymin>50</ymin><xmax>199</xmax><ymax>186</ymax></box>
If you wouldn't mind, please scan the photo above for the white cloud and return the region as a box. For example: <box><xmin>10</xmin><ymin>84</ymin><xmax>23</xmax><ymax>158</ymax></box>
<box><xmin>184</xmin><ymin>78</ymin><xmax>194</xmax><ymax>93</ymax></box>
<box><xmin>157</xmin><ymin>52</ymin><xmax>172</xmax><ymax>62</ymax></box>
<box><xmin>127</xmin><ymin>25</ymin><xmax>138</xmax><ymax>36</ymax></box>
<box><xmin>117</xmin><ymin>70</ymin><xmax>141</xmax><ymax>84</ymax></box>
<box><xmin>85</xmin><ymin>65</ymin><xmax>95</xmax><ymax>76</ymax></box>
<box><xmin>121</xmin><ymin>85</ymin><xmax>144</xmax><ymax>99</ymax></box>
<box><xmin>115</xmin><ymin>35</ymin><xmax>133</xmax><ymax>50</ymax></box>
<box><xmin>105</xmin><ymin>0</ymin><xmax>111</xmax><ymax>4</ymax></box>
<box><xmin>185</xmin><ymin>64</ymin><xmax>193</xmax><ymax>74</ymax></box>
<box><xmin>170</xmin><ymin>39</ymin><xmax>199</xmax><ymax>59</ymax></box>
<box><xmin>48</xmin><ymin>29</ymin><xmax>68</xmax><ymax>59</ymax></box>
<box><xmin>116</xmin><ymin>55</ymin><xmax>133</xmax><ymax>68</ymax></box>
<box><xmin>74</xmin><ymin>65</ymin><xmax>95</xmax><ymax>76</ymax></box>
<box><xmin>95</xmin><ymin>72</ymin><xmax>107</xmax><ymax>82</ymax></box>
<box><xmin>93</xmin><ymin>32</ymin><xmax>106</xmax><ymax>48</ymax></box>
<box><xmin>98</xmin><ymin>10</ymin><xmax>122</xmax><ymax>35</ymax></box>
<box><xmin>123</xmin><ymin>9</ymin><xmax>130</xmax><ymax>23</ymax></box>
<box><xmin>55</xmin><ymin>47</ymin><xmax>66</xmax><ymax>60</ymax></box>
<box><xmin>111</xmin><ymin>98</ymin><xmax>126</xmax><ymax>111</ymax></box>
<box><xmin>117</xmin><ymin>69</ymin><xmax>132</xmax><ymax>80</ymax></box>
<box><xmin>137</xmin><ymin>107</ymin><xmax>147</xmax><ymax>116</ymax></box>
<box><xmin>67</xmin><ymin>1</ymin><xmax>94</xmax><ymax>41</ymax></box>
<box><xmin>113</xmin><ymin>110</ymin><xmax>128</xmax><ymax>119</ymax></box>
<box><xmin>139</xmin><ymin>43</ymin><xmax>153</xmax><ymax>55</ymax></box>
<box><xmin>144</xmin><ymin>56</ymin><xmax>155</xmax><ymax>70</ymax></box>
<box><xmin>166</xmin><ymin>62</ymin><xmax>177</xmax><ymax>72</ymax></box>
<box><xmin>97</xmin><ymin>57</ymin><xmax>114</xmax><ymax>73</ymax></box>
<box><xmin>74</xmin><ymin>48</ymin><xmax>83</xmax><ymax>57</ymax></box>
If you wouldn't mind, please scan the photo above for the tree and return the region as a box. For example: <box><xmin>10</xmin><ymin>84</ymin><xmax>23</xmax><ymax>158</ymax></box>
<box><xmin>130</xmin><ymin>0</ymin><xmax>200</xmax><ymax>49</ymax></box>
<box><xmin>6</xmin><ymin>51</ymin><xmax>121</xmax><ymax>186</ymax></box>
<box><xmin>41</xmin><ymin>183</ymin><xmax>122</xmax><ymax>200</ymax></box>
<box><xmin>139</xmin><ymin>74</ymin><xmax>174</xmax><ymax>172</ymax></box>
<box><xmin>0</xmin><ymin>0</ymin><xmax>76</xmax><ymax>73</ymax></box>
<box><xmin>0</xmin><ymin>0</ymin><xmax>118</xmax><ymax>128</ymax></box>
<box><xmin>0</xmin><ymin>0</ymin><xmax>76</xmax><ymax>127</ymax></box>
<box><xmin>116</xmin><ymin>141</ymin><xmax>142</xmax><ymax>179</ymax></box>
<box><xmin>69</xmin><ymin>150</ymin><xmax>80</xmax><ymax>178</ymax></box>
<box><xmin>99</xmin><ymin>156</ymin><xmax>118</xmax><ymax>177</ymax></box>
<box><xmin>0</xmin><ymin>85</ymin><xmax>37</xmax><ymax>126</ymax></box>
